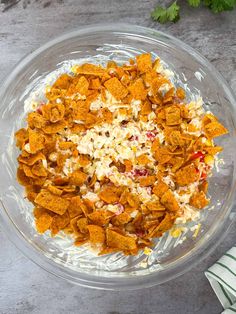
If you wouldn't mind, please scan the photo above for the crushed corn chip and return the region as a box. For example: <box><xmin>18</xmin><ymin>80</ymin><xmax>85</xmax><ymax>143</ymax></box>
<box><xmin>69</xmin><ymin>170</ymin><xmax>87</xmax><ymax>186</ymax></box>
<box><xmin>43</xmin><ymin>120</ymin><xmax>67</xmax><ymax>134</ymax></box>
<box><xmin>15</xmin><ymin>128</ymin><xmax>29</xmax><ymax>149</ymax></box>
<box><xmin>204</xmin><ymin>119</ymin><xmax>228</xmax><ymax>139</ymax></box>
<box><xmin>128</xmin><ymin>78</ymin><xmax>147</xmax><ymax>100</ymax></box>
<box><xmin>50</xmin><ymin>211</ymin><xmax>70</xmax><ymax>236</ymax></box>
<box><xmin>28</xmin><ymin>129</ymin><xmax>45</xmax><ymax>153</ymax></box>
<box><xmin>136</xmin><ymin>53</ymin><xmax>152</xmax><ymax>73</ymax></box>
<box><xmin>161</xmin><ymin>190</ymin><xmax>180</xmax><ymax>212</ymax></box>
<box><xmin>104</xmin><ymin>77</ymin><xmax>128</xmax><ymax>100</ymax></box>
<box><xmin>98</xmin><ymin>185</ymin><xmax>122</xmax><ymax>203</ymax></box>
<box><xmin>88</xmin><ymin>210</ymin><xmax>112</xmax><ymax>226</ymax></box>
<box><xmin>139</xmin><ymin>176</ymin><xmax>156</xmax><ymax>187</ymax></box>
<box><xmin>67</xmin><ymin>196</ymin><xmax>84</xmax><ymax>218</ymax></box>
<box><xmin>74</xmin><ymin>63</ymin><xmax>106</xmax><ymax>77</ymax></box>
<box><xmin>15</xmin><ymin>53</ymin><xmax>228</xmax><ymax>256</ymax></box>
<box><xmin>106</xmin><ymin>228</ymin><xmax>137</xmax><ymax>251</ymax></box>
<box><xmin>35</xmin><ymin>190</ymin><xmax>70</xmax><ymax>215</ymax></box>
<box><xmin>27</xmin><ymin>112</ymin><xmax>46</xmax><ymax>129</ymax></box>
<box><xmin>35</xmin><ymin>213</ymin><xmax>53</xmax><ymax>233</ymax></box>
<box><xmin>175</xmin><ymin>164</ymin><xmax>199</xmax><ymax>186</ymax></box>
<box><xmin>152</xmin><ymin>181</ymin><xmax>169</xmax><ymax>197</ymax></box>
<box><xmin>136</xmin><ymin>154</ymin><xmax>151</xmax><ymax>165</ymax></box>
<box><xmin>77</xmin><ymin>217</ymin><xmax>88</xmax><ymax>234</ymax></box>
<box><xmin>42</xmin><ymin>103</ymin><xmax>65</xmax><ymax>123</ymax></box>
<box><xmin>88</xmin><ymin>225</ymin><xmax>105</xmax><ymax>243</ymax></box>
<box><xmin>165</xmin><ymin>106</ymin><xmax>182</xmax><ymax>126</ymax></box>
<box><xmin>189</xmin><ymin>191</ymin><xmax>209</xmax><ymax>209</ymax></box>
<box><xmin>112</xmin><ymin>212</ymin><xmax>131</xmax><ymax>226</ymax></box>
<box><xmin>154</xmin><ymin>147</ymin><xmax>172</xmax><ymax>164</ymax></box>
<box><xmin>75</xmin><ymin>76</ymin><xmax>89</xmax><ymax>96</ymax></box>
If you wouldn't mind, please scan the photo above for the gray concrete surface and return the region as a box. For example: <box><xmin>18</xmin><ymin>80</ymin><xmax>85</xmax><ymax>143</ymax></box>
<box><xmin>0</xmin><ymin>1</ymin><xmax>235</xmax><ymax>313</ymax></box>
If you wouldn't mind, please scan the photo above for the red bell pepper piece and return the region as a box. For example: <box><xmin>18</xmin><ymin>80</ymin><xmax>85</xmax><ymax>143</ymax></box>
<box><xmin>190</xmin><ymin>151</ymin><xmax>205</xmax><ymax>162</ymax></box>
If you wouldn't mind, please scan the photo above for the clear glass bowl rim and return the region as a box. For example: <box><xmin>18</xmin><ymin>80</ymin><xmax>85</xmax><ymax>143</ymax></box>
<box><xmin>0</xmin><ymin>23</ymin><xmax>236</xmax><ymax>290</ymax></box>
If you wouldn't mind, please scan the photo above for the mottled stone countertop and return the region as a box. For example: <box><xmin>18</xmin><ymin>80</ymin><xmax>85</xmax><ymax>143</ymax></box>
<box><xmin>0</xmin><ymin>1</ymin><xmax>235</xmax><ymax>313</ymax></box>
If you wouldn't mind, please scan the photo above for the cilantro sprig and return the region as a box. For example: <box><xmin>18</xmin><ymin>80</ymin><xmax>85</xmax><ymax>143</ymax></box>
<box><xmin>151</xmin><ymin>0</ymin><xmax>236</xmax><ymax>23</ymax></box>
<box><xmin>151</xmin><ymin>1</ymin><xmax>180</xmax><ymax>23</ymax></box>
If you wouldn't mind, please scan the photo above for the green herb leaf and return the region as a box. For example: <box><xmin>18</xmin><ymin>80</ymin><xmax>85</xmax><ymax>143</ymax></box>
<box><xmin>151</xmin><ymin>0</ymin><xmax>236</xmax><ymax>24</ymax></box>
<box><xmin>205</xmin><ymin>0</ymin><xmax>236</xmax><ymax>13</ymax></box>
<box><xmin>151</xmin><ymin>6</ymin><xmax>169</xmax><ymax>23</ymax></box>
<box><xmin>188</xmin><ymin>0</ymin><xmax>201</xmax><ymax>7</ymax></box>
<box><xmin>151</xmin><ymin>1</ymin><xmax>180</xmax><ymax>24</ymax></box>
<box><xmin>203</xmin><ymin>0</ymin><xmax>212</xmax><ymax>6</ymax></box>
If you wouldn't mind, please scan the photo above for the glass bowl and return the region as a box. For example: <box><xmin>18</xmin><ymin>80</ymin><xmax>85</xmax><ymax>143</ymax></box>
<box><xmin>0</xmin><ymin>23</ymin><xmax>235</xmax><ymax>290</ymax></box>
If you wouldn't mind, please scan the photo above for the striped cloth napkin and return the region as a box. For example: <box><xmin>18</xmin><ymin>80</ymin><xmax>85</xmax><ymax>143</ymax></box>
<box><xmin>205</xmin><ymin>247</ymin><xmax>236</xmax><ymax>314</ymax></box>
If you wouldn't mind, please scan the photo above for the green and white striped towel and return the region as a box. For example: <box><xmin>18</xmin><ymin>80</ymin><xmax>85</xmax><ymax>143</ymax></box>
<box><xmin>205</xmin><ymin>247</ymin><xmax>236</xmax><ymax>314</ymax></box>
